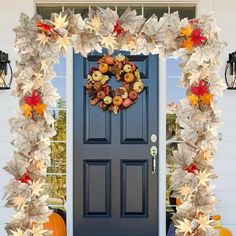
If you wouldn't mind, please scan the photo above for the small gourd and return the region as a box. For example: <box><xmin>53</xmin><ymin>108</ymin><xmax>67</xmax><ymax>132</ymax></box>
<box><xmin>211</xmin><ymin>215</ymin><xmax>232</xmax><ymax>236</ymax></box>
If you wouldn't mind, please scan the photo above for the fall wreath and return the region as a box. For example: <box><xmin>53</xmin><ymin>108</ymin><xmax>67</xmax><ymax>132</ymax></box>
<box><xmin>86</xmin><ymin>54</ymin><xmax>144</xmax><ymax>114</ymax></box>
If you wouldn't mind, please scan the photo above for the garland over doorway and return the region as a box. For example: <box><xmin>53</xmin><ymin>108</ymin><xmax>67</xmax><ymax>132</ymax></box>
<box><xmin>4</xmin><ymin>7</ymin><xmax>225</xmax><ymax>236</ymax></box>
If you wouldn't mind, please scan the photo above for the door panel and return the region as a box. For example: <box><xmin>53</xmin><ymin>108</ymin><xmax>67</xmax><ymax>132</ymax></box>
<box><xmin>84</xmin><ymin>90</ymin><xmax>111</xmax><ymax>144</ymax></box>
<box><xmin>84</xmin><ymin>160</ymin><xmax>111</xmax><ymax>217</ymax></box>
<box><xmin>73</xmin><ymin>52</ymin><xmax>159</xmax><ymax>236</ymax></box>
<box><xmin>120</xmin><ymin>89</ymin><xmax>148</xmax><ymax>144</ymax></box>
<box><xmin>121</xmin><ymin>160</ymin><xmax>148</xmax><ymax>217</ymax></box>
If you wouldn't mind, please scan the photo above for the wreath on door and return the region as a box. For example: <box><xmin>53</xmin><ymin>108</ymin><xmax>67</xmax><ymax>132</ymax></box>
<box><xmin>86</xmin><ymin>54</ymin><xmax>144</xmax><ymax>114</ymax></box>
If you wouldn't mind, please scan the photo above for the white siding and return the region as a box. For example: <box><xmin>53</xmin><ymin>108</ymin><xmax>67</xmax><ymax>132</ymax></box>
<box><xmin>0</xmin><ymin>0</ymin><xmax>236</xmax><ymax>235</ymax></box>
<box><xmin>215</xmin><ymin>91</ymin><xmax>236</xmax><ymax>233</ymax></box>
<box><xmin>211</xmin><ymin>1</ymin><xmax>236</xmax><ymax>231</ymax></box>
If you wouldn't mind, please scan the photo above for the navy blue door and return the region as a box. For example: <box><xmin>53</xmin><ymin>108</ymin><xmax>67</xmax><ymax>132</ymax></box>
<box><xmin>73</xmin><ymin>52</ymin><xmax>159</xmax><ymax>236</ymax></box>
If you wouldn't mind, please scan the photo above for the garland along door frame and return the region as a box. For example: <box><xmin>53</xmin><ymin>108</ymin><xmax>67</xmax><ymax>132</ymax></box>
<box><xmin>35</xmin><ymin>3</ymin><xmax>197</xmax><ymax>235</ymax></box>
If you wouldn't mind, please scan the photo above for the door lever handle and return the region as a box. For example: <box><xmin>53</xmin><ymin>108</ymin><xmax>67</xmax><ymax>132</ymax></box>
<box><xmin>150</xmin><ymin>146</ymin><xmax>157</xmax><ymax>174</ymax></box>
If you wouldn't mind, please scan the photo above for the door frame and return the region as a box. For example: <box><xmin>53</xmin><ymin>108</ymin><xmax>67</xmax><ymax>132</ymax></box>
<box><xmin>66</xmin><ymin>49</ymin><xmax>166</xmax><ymax>236</ymax></box>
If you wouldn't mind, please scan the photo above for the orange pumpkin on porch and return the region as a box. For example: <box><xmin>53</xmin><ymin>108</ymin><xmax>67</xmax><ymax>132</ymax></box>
<box><xmin>43</xmin><ymin>212</ymin><xmax>66</xmax><ymax>236</ymax></box>
<box><xmin>217</xmin><ymin>227</ymin><xmax>233</xmax><ymax>236</ymax></box>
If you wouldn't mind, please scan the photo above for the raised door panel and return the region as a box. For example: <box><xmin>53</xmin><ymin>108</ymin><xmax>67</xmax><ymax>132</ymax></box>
<box><xmin>120</xmin><ymin>88</ymin><xmax>148</xmax><ymax>144</ymax></box>
<box><xmin>84</xmin><ymin>88</ymin><xmax>111</xmax><ymax>144</ymax></box>
<box><xmin>121</xmin><ymin>160</ymin><xmax>148</xmax><ymax>218</ymax></box>
<box><xmin>84</xmin><ymin>160</ymin><xmax>111</xmax><ymax>217</ymax></box>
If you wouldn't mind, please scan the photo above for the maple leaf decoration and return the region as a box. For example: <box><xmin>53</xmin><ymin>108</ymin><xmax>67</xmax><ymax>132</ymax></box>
<box><xmin>199</xmin><ymin>150</ymin><xmax>212</xmax><ymax>160</ymax></box>
<box><xmin>176</xmin><ymin>218</ymin><xmax>193</xmax><ymax>236</ymax></box>
<box><xmin>184</xmin><ymin>163</ymin><xmax>199</xmax><ymax>175</ymax></box>
<box><xmin>52</xmin><ymin>12</ymin><xmax>69</xmax><ymax>30</ymax></box>
<box><xmin>180</xmin><ymin>25</ymin><xmax>207</xmax><ymax>51</ymax></box>
<box><xmin>10</xmin><ymin>228</ymin><xmax>25</xmax><ymax>236</ymax></box>
<box><xmin>87</xmin><ymin>15</ymin><xmax>103</xmax><ymax>32</ymax></box>
<box><xmin>33</xmin><ymin>103</ymin><xmax>48</xmax><ymax>116</ymax></box>
<box><xmin>113</xmin><ymin>21</ymin><xmax>125</xmax><ymax>36</ymax></box>
<box><xmin>197</xmin><ymin>169</ymin><xmax>212</xmax><ymax>187</ymax></box>
<box><xmin>24</xmin><ymin>90</ymin><xmax>42</xmax><ymax>106</ymax></box>
<box><xmin>191</xmin><ymin>80</ymin><xmax>208</xmax><ymax>96</ymax></box>
<box><xmin>30</xmin><ymin>179</ymin><xmax>45</xmax><ymax>196</ymax></box>
<box><xmin>191</xmin><ymin>28</ymin><xmax>207</xmax><ymax>46</ymax></box>
<box><xmin>101</xmin><ymin>35</ymin><xmax>119</xmax><ymax>53</ymax></box>
<box><xmin>181</xmin><ymin>37</ymin><xmax>194</xmax><ymax>51</ymax></box>
<box><xmin>187</xmin><ymin>94</ymin><xmax>199</xmax><ymax>106</ymax></box>
<box><xmin>36</xmin><ymin>33</ymin><xmax>50</xmax><ymax>47</ymax></box>
<box><xmin>37</xmin><ymin>21</ymin><xmax>53</xmax><ymax>33</ymax></box>
<box><xmin>200</xmin><ymin>93</ymin><xmax>214</xmax><ymax>105</ymax></box>
<box><xmin>21</xmin><ymin>104</ymin><xmax>32</xmax><ymax>117</ymax></box>
<box><xmin>197</xmin><ymin>214</ymin><xmax>214</xmax><ymax>232</ymax></box>
<box><xmin>11</xmin><ymin>196</ymin><xmax>27</xmax><ymax>211</ymax></box>
<box><xmin>17</xmin><ymin>173</ymin><xmax>32</xmax><ymax>184</ymax></box>
<box><xmin>178</xmin><ymin>185</ymin><xmax>193</xmax><ymax>198</ymax></box>
<box><xmin>29</xmin><ymin>224</ymin><xmax>48</xmax><ymax>236</ymax></box>
<box><xmin>33</xmin><ymin>160</ymin><xmax>45</xmax><ymax>170</ymax></box>
<box><xmin>56</xmin><ymin>33</ymin><xmax>71</xmax><ymax>51</ymax></box>
<box><xmin>180</xmin><ymin>25</ymin><xmax>193</xmax><ymax>37</ymax></box>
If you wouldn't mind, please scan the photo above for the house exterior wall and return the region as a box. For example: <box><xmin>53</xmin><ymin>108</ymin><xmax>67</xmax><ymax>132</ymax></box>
<box><xmin>0</xmin><ymin>0</ymin><xmax>236</xmax><ymax>235</ymax></box>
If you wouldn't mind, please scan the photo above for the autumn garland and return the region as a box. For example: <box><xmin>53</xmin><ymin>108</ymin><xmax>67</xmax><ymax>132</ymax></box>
<box><xmin>4</xmin><ymin>8</ymin><xmax>225</xmax><ymax>236</ymax></box>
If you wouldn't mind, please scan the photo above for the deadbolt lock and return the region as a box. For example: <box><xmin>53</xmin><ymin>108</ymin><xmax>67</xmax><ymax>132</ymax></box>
<box><xmin>150</xmin><ymin>134</ymin><xmax>157</xmax><ymax>143</ymax></box>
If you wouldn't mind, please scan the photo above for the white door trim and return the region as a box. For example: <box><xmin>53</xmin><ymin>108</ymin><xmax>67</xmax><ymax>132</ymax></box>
<box><xmin>66</xmin><ymin>47</ymin><xmax>74</xmax><ymax>236</ymax></box>
<box><xmin>158</xmin><ymin>57</ymin><xmax>167</xmax><ymax>236</ymax></box>
<box><xmin>35</xmin><ymin>0</ymin><xmax>199</xmax><ymax>5</ymax></box>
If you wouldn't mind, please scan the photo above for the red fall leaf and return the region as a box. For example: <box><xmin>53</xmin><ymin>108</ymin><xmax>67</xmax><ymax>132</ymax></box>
<box><xmin>184</xmin><ymin>163</ymin><xmax>199</xmax><ymax>175</ymax></box>
<box><xmin>191</xmin><ymin>28</ymin><xmax>207</xmax><ymax>45</ymax></box>
<box><xmin>24</xmin><ymin>90</ymin><xmax>42</xmax><ymax>106</ymax></box>
<box><xmin>191</xmin><ymin>80</ymin><xmax>208</xmax><ymax>96</ymax></box>
<box><xmin>37</xmin><ymin>21</ymin><xmax>53</xmax><ymax>32</ymax></box>
<box><xmin>113</xmin><ymin>21</ymin><xmax>125</xmax><ymax>36</ymax></box>
<box><xmin>17</xmin><ymin>173</ymin><xmax>32</xmax><ymax>184</ymax></box>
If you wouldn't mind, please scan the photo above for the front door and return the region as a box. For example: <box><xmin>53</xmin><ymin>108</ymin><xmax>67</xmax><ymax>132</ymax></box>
<box><xmin>73</xmin><ymin>52</ymin><xmax>159</xmax><ymax>236</ymax></box>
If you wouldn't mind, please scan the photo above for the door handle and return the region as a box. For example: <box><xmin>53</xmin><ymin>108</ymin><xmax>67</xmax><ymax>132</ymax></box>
<box><xmin>150</xmin><ymin>146</ymin><xmax>157</xmax><ymax>174</ymax></box>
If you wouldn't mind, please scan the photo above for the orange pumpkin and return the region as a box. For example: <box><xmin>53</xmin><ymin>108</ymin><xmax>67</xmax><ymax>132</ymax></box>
<box><xmin>216</xmin><ymin>227</ymin><xmax>233</xmax><ymax>236</ymax></box>
<box><xmin>43</xmin><ymin>212</ymin><xmax>66</xmax><ymax>236</ymax></box>
<box><xmin>113</xmin><ymin>96</ymin><xmax>123</xmax><ymax>106</ymax></box>
<box><xmin>212</xmin><ymin>215</ymin><xmax>233</xmax><ymax>236</ymax></box>
<box><xmin>99</xmin><ymin>63</ymin><xmax>109</xmax><ymax>73</ymax></box>
<box><xmin>212</xmin><ymin>215</ymin><xmax>221</xmax><ymax>221</ymax></box>
<box><xmin>124</xmin><ymin>73</ymin><xmax>135</xmax><ymax>83</ymax></box>
<box><xmin>103</xmin><ymin>55</ymin><xmax>114</xmax><ymax>65</ymax></box>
